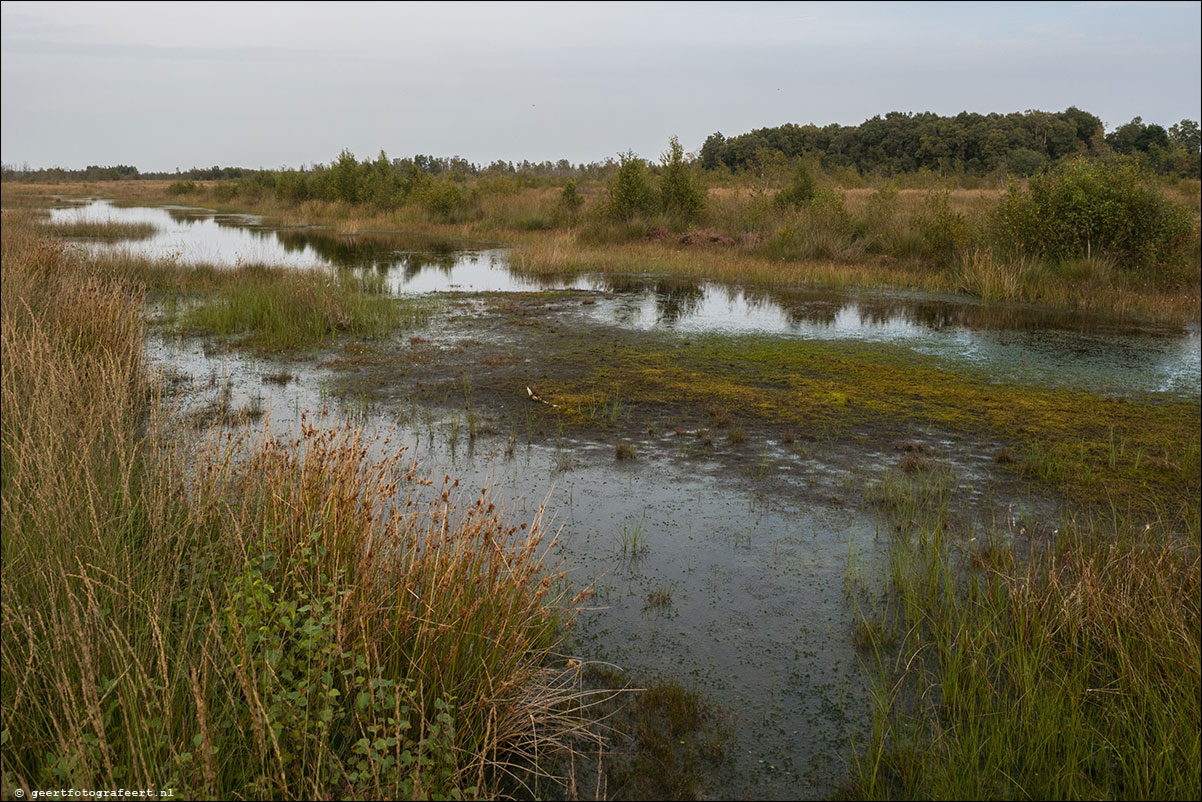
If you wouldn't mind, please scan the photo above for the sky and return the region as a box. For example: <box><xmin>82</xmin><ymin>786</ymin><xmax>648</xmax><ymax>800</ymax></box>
<box><xmin>2</xmin><ymin>1</ymin><xmax>1200</xmax><ymax>172</ymax></box>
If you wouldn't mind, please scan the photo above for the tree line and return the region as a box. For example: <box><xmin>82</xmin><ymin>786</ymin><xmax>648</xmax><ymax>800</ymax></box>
<box><xmin>700</xmin><ymin>108</ymin><xmax>1200</xmax><ymax>178</ymax></box>
<box><xmin>3</xmin><ymin>107</ymin><xmax>1198</xmax><ymax>186</ymax></box>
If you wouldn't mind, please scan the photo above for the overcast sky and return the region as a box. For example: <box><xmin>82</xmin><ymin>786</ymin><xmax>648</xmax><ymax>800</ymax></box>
<box><xmin>2</xmin><ymin>1</ymin><xmax>1199</xmax><ymax>172</ymax></box>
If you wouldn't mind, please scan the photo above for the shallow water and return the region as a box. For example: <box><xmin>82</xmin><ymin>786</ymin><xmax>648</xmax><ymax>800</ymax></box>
<box><xmin>54</xmin><ymin>200</ymin><xmax>1200</xmax><ymax>398</ymax></box>
<box><xmin>150</xmin><ymin>331</ymin><xmax>895</xmax><ymax>799</ymax></box>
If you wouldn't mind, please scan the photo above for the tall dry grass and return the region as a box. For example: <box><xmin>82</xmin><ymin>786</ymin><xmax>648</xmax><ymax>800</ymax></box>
<box><xmin>1</xmin><ymin>213</ymin><xmax>595</xmax><ymax>799</ymax></box>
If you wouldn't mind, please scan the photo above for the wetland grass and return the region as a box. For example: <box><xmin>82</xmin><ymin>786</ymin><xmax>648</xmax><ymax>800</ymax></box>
<box><xmin>852</xmin><ymin>480</ymin><xmax>1200</xmax><ymax>800</ymax></box>
<box><xmin>1</xmin><ymin>214</ymin><xmax>596</xmax><ymax>799</ymax></box>
<box><xmin>175</xmin><ymin>268</ymin><xmax>431</xmax><ymax>352</ymax></box>
<box><xmin>645</xmin><ymin>587</ymin><xmax>673</xmax><ymax>609</ymax></box>
<box><xmin>619</xmin><ymin>514</ymin><xmax>648</xmax><ymax>556</ymax></box>
<box><xmin>89</xmin><ymin>246</ymin><xmax>439</xmax><ymax>352</ymax></box>
<box><xmin>41</xmin><ymin>217</ymin><xmax>158</xmax><ymax>241</ymax></box>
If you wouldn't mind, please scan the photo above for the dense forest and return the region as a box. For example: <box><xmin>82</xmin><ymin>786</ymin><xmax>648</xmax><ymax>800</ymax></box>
<box><xmin>700</xmin><ymin>108</ymin><xmax>1201</xmax><ymax>178</ymax></box>
<box><xmin>4</xmin><ymin>107</ymin><xmax>1199</xmax><ymax>184</ymax></box>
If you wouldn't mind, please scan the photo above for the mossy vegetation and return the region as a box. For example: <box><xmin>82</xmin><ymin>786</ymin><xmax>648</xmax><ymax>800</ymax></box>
<box><xmin>541</xmin><ymin>332</ymin><xmax>1199</xmax><ymax>514</ymax></box>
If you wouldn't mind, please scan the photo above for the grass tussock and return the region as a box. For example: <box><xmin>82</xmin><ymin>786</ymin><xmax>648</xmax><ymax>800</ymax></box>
<box><xmin>171</xmin><ymin>267</ymin><xmax>430</xmax><ymax>351</ymax></box>
<box><xmin>1</xmin><ymin>214</ymin><xmax>595</xmax><ymax>798</ymax></box>
<box><xmin>112</xmin><ymin>256</ymin><xmax>432</xmax><ymax>355</ymax></box>
<box><xmin>40</xmin><ymin>218</ymin><xmax>158</xmax><ymax>241</ymax></box>
<box><xmin>853</xmin><ymin>477</ymin><xmax>1201</xmax><ymax>800</ymax></box>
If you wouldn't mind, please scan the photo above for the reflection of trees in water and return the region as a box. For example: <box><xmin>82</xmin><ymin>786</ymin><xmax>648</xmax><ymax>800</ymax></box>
<box><xmin>265</xmin><ymin>229</ymin><xmax>470</xmax><ymax>275</ymax></box>
<box><xmin>852</xmin><ymin>298</ymin><xmax>1102</xmax><ymax>333</ymax></box>
<box><xmin>165</xmin><ymin>208</ymin><xmax>208</xmax><ymax>224</ymax></box>
<box><xmin>740</xmin><ymin>285</ymin><xmax>1113</xmax><ymax>334</ymax></box>
<box><xmin>652</xmin><ymin>279</ymin><xmax>705</xmax><ymax>324</ymax></box>
<box><xmin>591</xmin><ymin>274</ymin><xmax>658</xmax><ymax>294</ymax></box>
<box><xmin>740</xmin><ymin>286</ymin><xmax>840</xmax><ymax>328</ymax></box>
<box><xmin>399</xmin><ymin>251</ymin><xmax>460</xmax><ymax>280</ymax></box>
<box><xmin>591</xmin><ymin>275</ymin><xmax>705</xmax><ymax>325</ymax></box>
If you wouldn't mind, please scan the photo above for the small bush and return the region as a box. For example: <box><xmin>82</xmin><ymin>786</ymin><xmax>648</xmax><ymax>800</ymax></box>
<box><xmin>212</xmin><ymin>182</ymin><xmax>240</xmax><ymax>202</ymax></box>
<box><xmin>422</xmin><ymin>181</ymin><xmax>471</xmax><ymax>222</ymax></box>
<box><xmin>167</xmin><ymin>180</ymin><xmax>199</xmax><ymax>195</ymax></box>
<box><xmin>606</xmin><ymin>152</ymin><xmax>657</xmax><ymax>223</ymax></box>
<box><xmin>557</xmin><ymin>179</ymin><xmax>584</xmax><ymax>223</ymax></box>
<box><xmin>774</xmin><ymin>163</ymin><xmax>817</xmax><ymax>210</ymax></box>
<box><xmin>660</xmin><ymin>136</ymin><xmax>705</xmax><ymax>224</ymax></box>
<box><xmin>917</xmin><ymin>191</ymin><xmax>969</xmax><ymax>266</ymax></box>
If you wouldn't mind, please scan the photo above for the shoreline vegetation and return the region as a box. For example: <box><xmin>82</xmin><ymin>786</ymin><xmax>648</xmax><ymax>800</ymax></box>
<box><xmin>0</xmin><ymin>215</ymin><xmax>600</xmax><ymax>799</ymax></box>
<box><xmin>4</xmin><ymin>142</ymin><xmax>1198</xmax><ymax>324</ymax></box>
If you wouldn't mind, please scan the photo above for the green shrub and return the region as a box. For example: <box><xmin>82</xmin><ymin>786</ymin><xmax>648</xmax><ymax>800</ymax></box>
<box><xmin>994</xmin><ymin>156</ymin><xmax>1196</xmax><ymax>280</ymax></box>
<box><xmin>422</xmin><ymin>181</ymin><xmax>470</xmax><ymax>222</ymax></box>
<box><xmin>167</xmin><ymin>180</ymin><xmax>199</xmax><ymax>196</ymax></box>
<box><xmin>212</xmin><ymin>182</ymin><xmax>240</xmax><ymax>202</ymax></box>
<box><xmin>558</xmin><ymin>179</ymin><xmax>584</xmax><ymax>220</ymax></box>
<box><xmin>660</xmin><ymin>136</ymin><xmax>705</xmax><ymax>224</ymax></box>
<box><xmin>917</xmin><ymin>191</ymin><xmax>969</xmax><ymax>266</ymax></box>
<box><xmin>774</xmin><ymin>163</ymin><xmax>817</xmax><ymax>210</ymax></box>
<box><xmin>606</xmin><ymin>152</ymin><xmax>657</xmax><ymax>222</ymax></box>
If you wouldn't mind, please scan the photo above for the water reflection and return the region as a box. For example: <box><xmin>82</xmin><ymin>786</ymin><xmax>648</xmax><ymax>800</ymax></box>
<box><xmin>46</xmin><ymin>200</ymin><xmax>1200</xmax><ymax>397</ymax></box>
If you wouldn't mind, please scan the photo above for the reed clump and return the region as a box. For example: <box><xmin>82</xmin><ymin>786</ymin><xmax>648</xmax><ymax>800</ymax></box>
<box><xmin>1</xmin><ymin>213</ymin><xmax>594</xmax><ymax>799</ymax></box>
